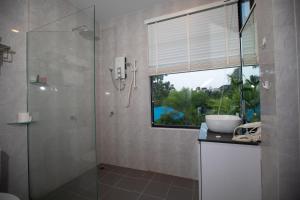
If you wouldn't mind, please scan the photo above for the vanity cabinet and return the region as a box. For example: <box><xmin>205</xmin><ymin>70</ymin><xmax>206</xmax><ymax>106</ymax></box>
<box><xmin>198</xmin><ymin>142</ymin><xmax>261</xmax><ymax>200</ymax></box>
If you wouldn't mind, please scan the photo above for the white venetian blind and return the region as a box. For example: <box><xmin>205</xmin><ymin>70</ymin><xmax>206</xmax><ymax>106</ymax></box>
<box><xmin>147</xmin><ymin>2</ymin><xmax>240</xmax><ymax>75</ymax></box>
<box><xmin>148</xmin><ymin>17</ymin><xmax>189</xmax><ymax>75</ymax></box>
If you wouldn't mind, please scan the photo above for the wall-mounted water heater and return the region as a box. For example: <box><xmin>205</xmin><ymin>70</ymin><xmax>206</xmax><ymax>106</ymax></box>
<box><xmin>114</xmin><ymin>57</ymin><xmax>126</xmax><ymax>80</ymax></box>
<box><xmin>108</xmin><ymin>56</ymin><xmax>138</xmax><ymax>108</ymax></box>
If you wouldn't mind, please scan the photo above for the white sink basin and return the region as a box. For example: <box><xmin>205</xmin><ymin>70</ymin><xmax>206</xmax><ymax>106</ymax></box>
<box><xmin>205</xmin><ymin>115</ymin><xmax>241</xmax><ymax>133</ymax></box>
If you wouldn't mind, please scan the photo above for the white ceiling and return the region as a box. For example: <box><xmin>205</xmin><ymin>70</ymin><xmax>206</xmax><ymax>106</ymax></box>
<box><xmin>70</xmin><ymin>0</ymin><xmax>171</xmax><ymax>23</ymax></box>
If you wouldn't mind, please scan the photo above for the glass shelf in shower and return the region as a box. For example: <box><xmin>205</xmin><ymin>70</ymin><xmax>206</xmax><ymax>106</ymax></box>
<box><xmin>7</xmin><ymin>121</ymin><xmax>35</xmax><ymax>125</ymax></box>
<box><xmin>29</xmin><ymin>81</ymin><xmax>49</xmax><ymax>87</ymax></box>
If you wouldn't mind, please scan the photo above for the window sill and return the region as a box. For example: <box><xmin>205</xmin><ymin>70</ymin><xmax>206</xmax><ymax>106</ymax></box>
<box><xmin>149</xmin><ymin>126</ymin><xmax>199</xmax><ymax>133</ymax></box>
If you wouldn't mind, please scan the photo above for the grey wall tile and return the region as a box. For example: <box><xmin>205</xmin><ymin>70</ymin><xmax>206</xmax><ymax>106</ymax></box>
<box><xmin>27</xmin><ymin>4</ymin><xmax>98</xmax><ymax>199</ymax></box>
<box><xmin>257</xmin><ymin>0</ymin><xmax>300</xmax><ymax>199</ymax></box>
<box><xmin>1</xmin><ymin>0</ymin><xmax>98</xmax><ymax>199</ymax></box>
<box><xmin>0</xmin><ymin>0</ymin><xmax>28</xmax><ymax>199</ymax></box>
<box><xmin>97</xmin><ymin>0</ymin><xmax>220</xmax><ymax>179</ymax></box>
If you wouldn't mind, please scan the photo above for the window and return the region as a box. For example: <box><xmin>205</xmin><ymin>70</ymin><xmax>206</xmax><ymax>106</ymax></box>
<box><xmin>147</xmin><ymin>1</ymin><xmax>259</xmax><ymax>129</ymax></box>
<box><xmin>151</xmin><ymin>68</ymin><xmax>241</xmax><ymax>128</ymax></box>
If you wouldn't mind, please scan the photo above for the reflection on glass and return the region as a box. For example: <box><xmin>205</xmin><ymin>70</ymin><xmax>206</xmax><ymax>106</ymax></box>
<box><xmin>151</xmin><ymin>67</ymin><xmax>241</xmax><ymax>128</ymax></box>
<box><xmin>242</xmin><ymin>65</ymin><xmax>260</xmax><ymax>122</ymax></box>
<box><xmin>27</xmin><ymin>6</ymin><xmax>97</xmax><ymax>200</ymax></box>
<box><xmin>240</xmin><ymin>1</ymin><xmax>251</xmax><ymax>26</ymax></box>
<box><xmin>241</xmin><ymin>6</ymin><xmax>257</xmax><ymax>66</ymax></box>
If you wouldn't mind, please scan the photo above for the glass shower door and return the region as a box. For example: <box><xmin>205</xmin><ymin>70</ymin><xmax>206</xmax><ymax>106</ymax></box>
<box><xmin>27</xmin><ymin>6</ymin><xmax>97</xmax><ymax>200</ymax></box>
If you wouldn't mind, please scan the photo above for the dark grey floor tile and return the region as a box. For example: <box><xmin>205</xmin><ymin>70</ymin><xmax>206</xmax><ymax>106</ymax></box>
<box><xmin>46</xmin><ymin>189</ymin><xmax>90</xmax><ymax>200</ymax></box>
<box><xmin>193</xmin><ymin>188</ymin><xmax>199</xmax><ymax>200</ymax></box>
<box><xmin>99</xmin><ymin>184</ymin><xmax>114</xmax><ymax>199</ymax></box>
<box><xmin>172</xmin><ymin>177</ymin><xmax>195</xmax><ymax>190</ymax></box>
<box><xmin>152</xmin><ymin>173</ymin><xmax>174</xmax><ymax>184</ymax></box>
<box><xmin>193</xmin><ymin>181</ymin><xmax>199</xmax><ymax>200</ymax></box>
<box><xmin>143</xmin><ymin>171</ymin><xmax>155</xmax><ymax>180</ymax></box>
<box><xmin>84</xmin><ymin>168</ymin><xmax>98</xmax><ymax>176</ymax></box>
<box><xmin>41</xmin><ymin>164</ymin><xmax>197</xmax><ymax>200</ymax></box>
<box><xmin>98</xmin><ymin>169</ymin><xmax>109</xmax><ymax>178</ymax></box>
<box><xmin>37</xmin><ymin>192</ymin><xmax>56</xmax><ymax>200</ymax></box>
<box><xmin>99</xmin><ymin>164</ymin><xmax>117</xmax><ymax>172</ymax></box>
<box><xmin>100</xmin><ymin>173</ymin><xmax>122</xmax><ymax>186</ymax></box>
<box><xmin>126</xmin><ymin>168</ymin><xmax>148</xmax><ymax>179</ymax></box>
<box><xmin>69</xmin><ymin>169</ymin><xmax>97</xmax><ymax>187</ymax></box>
<box><xmin>166</xmin><ymin>187</ymin><xmax>193</xmax><ymax>200</ymax></box>
<box><xmin>111</xmin><ymin>166</ymin><xmax>131</xmax><ymax>175</ymax></box>
<box><xmin>116</xmin><ymin>177</ymin><xmax>149</xmax><ymax>193</ymax></box>
<box><xmin>65</xmin><ymin>185</ymin><xmax>97</xmax><ymax>200</ymax></box>
<box><xmin>60</xmin><ymin>174</ymin><xmax>97</xmax><ymax>199</ymax></box>
<box><xmin>194</xmin><ymin>181</ymin><xmax>199</xmax><ymax>188</ymax></box>
<box><xmin>103</xmin><ymin>188</ymin><xmax>139</xmax><ymax>200</ymax></box>
<box><xmin>71</xmin><ymin>174</ymin><xmax>97</xmax><ymax>188</ymax></box>
<box><xmin>138</xmin><ymin>194</ymin><xmax>164</xmax><ymax>200</ymax></box>
<box><xmin>144</xmin><ymin>181</ymin><xmax>170</xmax><ymax>198</ymax></box>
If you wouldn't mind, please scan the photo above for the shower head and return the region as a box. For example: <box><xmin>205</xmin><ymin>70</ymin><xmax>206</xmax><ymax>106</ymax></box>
<box><xmin>72</xmin><ymin>25</ymin><xmax>99</xmax><ymax>41</ymax></box>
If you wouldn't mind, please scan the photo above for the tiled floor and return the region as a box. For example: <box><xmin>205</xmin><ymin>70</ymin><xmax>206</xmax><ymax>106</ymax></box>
<box><xmin>37</xmin><ymin>164</ymin><xmax>199</xmax><ymax>200</ymax></box>
<box><xmin>39</xmin><ymin>168</ymin><xmax>98</xmax><ymax>200</ymax></box>
<box><xmin>99</xmin><ymin>164</ymin><xmax>199</xmax><ymax>200</ymax></box>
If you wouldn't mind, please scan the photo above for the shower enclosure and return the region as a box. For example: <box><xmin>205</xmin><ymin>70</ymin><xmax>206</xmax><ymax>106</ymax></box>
<box><xmin>27</xmin><ymin>6</ymin><xmax>98</xmax><ymax>200</ymax></box>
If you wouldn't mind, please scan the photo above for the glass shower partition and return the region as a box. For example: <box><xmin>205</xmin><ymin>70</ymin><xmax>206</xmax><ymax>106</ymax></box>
<box><xmin>27</xmin><ymin>6</ymin><xmax>97</xmax><ymax>200</ymax></box>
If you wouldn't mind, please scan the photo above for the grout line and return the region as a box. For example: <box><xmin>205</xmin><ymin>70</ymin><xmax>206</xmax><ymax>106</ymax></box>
<box><xmin>100</xmin><ymin>167</ymin><xmax>154</xmax><ymax>199</ymax></box>
<box><xmin>99</xmin><ymin>165</ymin><xmax>196</xmax><ymax>200</ymax></box>
<box><xmin>113</xmin><ymin>175</ymin><xmax>125</xmax><ymax>186</ymax></box>
<box><xmin>170</xmin><ymin>184</ymin><xmax>194</xmax><ymax>191</ymax></box>
<box><xmin>98</xmin><ymin>171</ymin><xmax>124</xmax><ymax>190</ymax></box>
<box><xmin>164</xmin><ymin>177</ymin><xmax>174</xmax><ymax>200</ymax></box>
<box><xmin>137</xmin><ymin>172</ymin><xmax>155</xmax><ymax>200</ymax></box>
<box><xmin>107</xmin><ymin>168</ymin><xmax>167</xmax><ymax>181</ymax></box>
<box><xmin>101</xmin><ymin>182</ymin><xmax>140</xmax><ymax>194</ymax></box>
<box><xmin>65</xmin><ymin>189</ymin><xmax>93</xmax><ymax>200</ymax></box>
<box><xmin>98</xmin><ymin>170</ymin><xmax>109</xmax><ymax>180</ymax></box>
<box><xmin>138</xmin><ymin>194</ymin><xmax>165</xmax><ymax>200</ymax></box>
<box><xmin>48</xmin><ymin>186</ymin><xmax>93</xmax><ymax>200</ymax></box>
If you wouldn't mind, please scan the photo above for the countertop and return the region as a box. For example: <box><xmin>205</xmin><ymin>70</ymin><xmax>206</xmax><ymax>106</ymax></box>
<box><xmin>198</xmin><ymin>130</ymin><xmax>260</xmax><ymax>146</ymax></box>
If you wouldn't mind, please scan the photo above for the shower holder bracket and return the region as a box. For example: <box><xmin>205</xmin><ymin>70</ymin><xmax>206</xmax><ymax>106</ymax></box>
<box><xmin>0</xmin><ymin>37</ymin><xmax>16</xmax><ymax>74</ymax></box>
